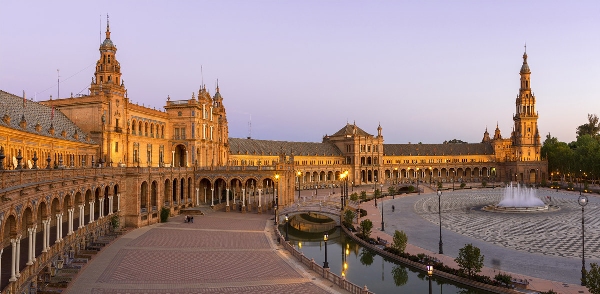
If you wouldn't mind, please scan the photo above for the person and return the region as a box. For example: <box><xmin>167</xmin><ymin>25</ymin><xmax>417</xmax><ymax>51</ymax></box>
<box><xmin>191</xmin><ymin>216</ymin><xmax>194</xmax><ymax>223</ymax></box>
<box><xmin>392</xmin><ymin>205</ymin><xmax>395</xmax><ymax>212</ymax></box>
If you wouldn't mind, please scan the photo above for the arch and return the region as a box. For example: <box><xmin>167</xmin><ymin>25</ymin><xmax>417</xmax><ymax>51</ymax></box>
<box><xmin>50</xmin><ymin>197</ymin><xmax>60</xmax><ymax>245</ymax></box>
<box><xmin>180</xmin><ymin>178</ymin><xmax>185</xmax><ymax>202</ymax></box>
<box><xmin>172</xmin><ymin>179</ymin><xmax>178</xmax><ymax>205</ymax></box>
<box><xmin>62</xmin><ymin>193</ymin><xmax>71</xmax><ymax>239</ymax></box>
<box><xmin>144</xmin><ymin>122</ymin><xmax>149</xmax><ymax>136</ymax></box>
<box><xmin>113</xmin><ymin>184</ymin><xmax>120</xmax><ymax>213</ymax></box>
<box><xmin>74</xmin><ymin>191</ymin><xmax>83</xmax><ymax>232</ymax></box>
<box><xmin>94</xmin><ymin>187</ymin><xmax>101</xmax><ymax>221</ymax></box>
<box><xmin>104</xmin><ymin>186</ymin><xmax>110</xmax><ymax>217</ymax></box>
<box><xmin>174</xmin><ymin>144</ymin><xmax>186</xmax><ymax>167</ymax></box>
<box><xmin>141</xmin><ymin>181</ymin><xmax>148</xmax><ymax>213</ymax></box>
<box><xmin>198</xmin><ymin>178</ymin><xmax>212</xmax><ymax>205</ymax></box>
<box><xmin>150</xmin><ymin>181</ymin><xmax>158</xmax><ymax>211</ymax></box>
<box><xmin>214</xmin><ymin>178</ymin><xmax>228</xmax><ymax>204</ymax></box>
<box><xmin>164</xmin><ymin>179</ymin><xmax>172</xmax><ymax>206</ymax></box>
<box><xmin>187</xmin><ymin>177</ymin><xmax>192</xmax><ymax>205</ymax></box>
<box><xmin>138</xmin><ymin>121</ymin><xmax>142</xmax><ymax>135</ymax></box>
<box><xmin>131</xmin><ymin>119</ymin><xmax>137</xmax><ymax>135</ymax></box>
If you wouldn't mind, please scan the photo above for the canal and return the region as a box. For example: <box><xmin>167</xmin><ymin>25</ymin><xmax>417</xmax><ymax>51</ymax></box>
<box><xmin>285</xmin><ymin>227</ymin><xmax>492</xmax><ymax>294</ymax></box>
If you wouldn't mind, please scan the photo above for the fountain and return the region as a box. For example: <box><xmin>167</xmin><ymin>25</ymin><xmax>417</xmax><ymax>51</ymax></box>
<box><xmin>483</xmin><ymin>183</ymin><xmax>555</xmax><ymax>212</ymax></box>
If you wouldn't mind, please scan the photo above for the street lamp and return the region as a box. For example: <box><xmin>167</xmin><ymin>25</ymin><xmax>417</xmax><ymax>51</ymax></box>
<box><xmin>381</xmin><ymin>183</ymin><xmax>384</xmax><ymax>231</ymax></box>
<box><xmin>427</xmin><ymin>265</ymin><xmax>433</xmax><ymax>294</ymax></box>
<box><xmin>297</xmin><ymin>171</ymin><xmax>302</xmax><ymax>200</ymax></box>
<box><xmin>437</xmin><ymin>190</ymin><xmax>443</xmax><ymax>254</ymax></box>
<box><xmin>578</xmin><ymin>195</ymin><xmax>588</xmax><ymax>286</ymax></box>
<box><xmin>323</xmin><ymin>234</ymin><xmax>329</xmax><ymax>268</ymax></box>
<box><xmin>274</xmin><ymin>174</ymin><xmax>279</xmax><ymax>224</ymax></box>
<box><xmin>340</xmin><ymin>172</ymin><xmax>347</xmax><ymax>210</ymax></box>
<box><xmin>416</xmin><ymin>168</ymin><xmax>420</xmax><ymax>195</ymax></box>
<box><xmin>285</xmin><ymin>214</ymin><xmax>289</xmax><ymax>241</ymax></box>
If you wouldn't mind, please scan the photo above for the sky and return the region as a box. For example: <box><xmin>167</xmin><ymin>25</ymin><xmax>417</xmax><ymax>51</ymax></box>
<box><xmin>1</xmin><ymin>1</ymin><xmax>599</xmax><ymax>144</ymax></box>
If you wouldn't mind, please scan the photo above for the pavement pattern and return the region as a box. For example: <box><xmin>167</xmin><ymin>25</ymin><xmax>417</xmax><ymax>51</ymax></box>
<box><xmin>361</xmin><ymin>187</ymin><xmax>598</xmax><ymax>294</ymax></box>
<box><xmin>65</xmin><ymin>213</ymin><xmax>348</xmax><ymax>294</ymax></box>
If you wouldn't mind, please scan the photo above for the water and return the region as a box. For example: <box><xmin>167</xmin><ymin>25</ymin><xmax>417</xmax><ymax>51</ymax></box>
<box><xmin>498</xmin><ymin>183</ymin><xmax>544</xmax><ymax>207</ymax></box>
<box><xmin>287</xmin><ymin>228</ymin><xmax>491</xmax><ymax>294</ymax></box>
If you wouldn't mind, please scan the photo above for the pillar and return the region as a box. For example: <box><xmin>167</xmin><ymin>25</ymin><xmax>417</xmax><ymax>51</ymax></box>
<box><xmin>108</xmin><ymin>196</ymin><xmax>113</xmax><ymax>215</ymax></box>
<box><xmin>99</xmin><ymin>198</ymin><xmax>105</xmax><ymax>219</ymax></box>
<box><xmin>258</xmin><ymin>189</ymin><xmax>262</xmax><ymax>214</ymax></box>
<box><xmin>89</xmin><ymin>201</ymin><xmax>95</xmax><ymax>223</ymax></box>
<box><xmin>225</xmin><ymin>188</ymin><xmax>230</xmax><ymax>212</ymax></box>
<box><xmin>31</xmin><ymin>225</ymin><xmax>37</xmax><ymax>263</ymax></box>
<box><xmin>117</xmin><ymin>193</ymin><xmax>121</xmax><ymax>212</ymax></box>
<box><xmin>9</xmin><ymin>239</ymin><xmax>17</xmax><ymax>281</ymax></box>
<box><xmin>210</xmin><ymin>188</ymin><xmax>214</xmax><ymax>207</ymax></box>
<box><xmin>27</xmin><ymin>228</ymin><xmax>34</xmax><ymax>265</ymax></box>
<box><xmin>55</xmin><ymin>213</ymin><xmax>62</xmax><ymax>243</ymax></box>
<box><xmin>195</xmin><ymin>188</ymin><xmax>199</xmax><ymax>206</ymax></box>
<box><xmin>15</xmin><ymin>237</ymin><xmax>21</xmax><ymax>278</ymax></box>
<box><xmin>42</xmin><ymin>220</ymin><xmax>49</xmax><ymax>253</ymax></box>
<box><xmin>68</xmin><ymin>208</ymin><xmax>74</xmax><ymax>235</ymax></box>
<box><xmin>78</xmin><ymin>204</ymin><xmax>85</xmax><ymax>229</ymax></box>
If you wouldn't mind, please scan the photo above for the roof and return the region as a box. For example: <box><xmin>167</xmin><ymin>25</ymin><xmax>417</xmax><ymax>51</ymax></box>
<box><xmin>383</xmin><ymin>143</ymin><xmax>494</xmax><ymax>156</ymax></box>
<box><xmin>0</xmin><ymin>90</ymin><xmax>95</xmax><ymax>144</ymax></box>
<box><xmin>331</xmin><ymin>123</ymin><xmax>372</xmax><ymax>137</ymax></box>
<box><xmin>229</xmin><ymin>138</ymin><xmax>343</xmax><ymax>156</ymax></box>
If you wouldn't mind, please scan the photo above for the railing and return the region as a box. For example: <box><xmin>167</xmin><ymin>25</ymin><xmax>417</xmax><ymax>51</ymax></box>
<box><xmin>275</xmin><ymin>228</ymin><xmax>373</xmax><ymax>294</ymax></box>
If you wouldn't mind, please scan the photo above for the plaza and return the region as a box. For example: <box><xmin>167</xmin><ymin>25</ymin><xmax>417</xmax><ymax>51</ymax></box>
<box><xmin>363</xmin><ymin>186</ymin><xmax>597</xmax><ymax>292</ymax></box>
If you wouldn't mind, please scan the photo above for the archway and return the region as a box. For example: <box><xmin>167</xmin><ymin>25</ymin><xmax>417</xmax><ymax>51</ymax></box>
<box><xmin>174</xmin><ymin>144</ymin><xmax>186</xmax><ymax>167</ymax></box>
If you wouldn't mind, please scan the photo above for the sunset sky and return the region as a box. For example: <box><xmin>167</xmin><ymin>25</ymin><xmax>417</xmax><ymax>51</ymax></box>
<box><xmin>1</xmin><ymin>1</ymin><xmax>599</xmax><ymax>144</ymax></box>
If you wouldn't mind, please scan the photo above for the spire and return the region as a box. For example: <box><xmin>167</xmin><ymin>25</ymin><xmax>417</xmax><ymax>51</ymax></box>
<box><xmin>520</xmin><ymin>43</ymin><xmax>530</xmax><ymax>74</ymax></box>
<box><xmin>106</xmin><ymin>14</ymin><xmax>111</xmax><ymax>40</ymax></box>
<box><xmin>216</xmin><ymin>79</ymin><xmax>220</xmax><ymax>93</ymax></box>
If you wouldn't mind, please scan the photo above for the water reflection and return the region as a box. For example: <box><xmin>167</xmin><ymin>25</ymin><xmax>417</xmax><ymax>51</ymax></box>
<box><xmin>285</xmin><ymin>227</ymin><xmax>490</xmax><ymax>294</ymax></box>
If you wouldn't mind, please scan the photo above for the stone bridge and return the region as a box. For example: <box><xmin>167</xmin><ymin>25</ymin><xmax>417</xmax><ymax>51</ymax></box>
<box><xmin>277</xmin><ymin>199</ymin><xmax>360</xmax><ymax>226</ymax></box>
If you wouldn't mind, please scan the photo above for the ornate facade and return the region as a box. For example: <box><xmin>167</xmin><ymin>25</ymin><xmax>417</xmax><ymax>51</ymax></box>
<box><xmin>0</xmin><ymin>22</ymin><xmax>546</xmax><ymax>293</ymax></box>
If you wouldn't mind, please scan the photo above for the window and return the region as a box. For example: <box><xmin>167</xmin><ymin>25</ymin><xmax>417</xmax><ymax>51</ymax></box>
<box><xmin>115</xmin><ymin>142</ymin><xmax>119</xmax><ymax>152</ymax></box>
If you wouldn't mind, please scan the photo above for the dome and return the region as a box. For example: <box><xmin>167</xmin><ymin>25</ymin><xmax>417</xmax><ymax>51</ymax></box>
<box><xmin>520</xmin><ymin>63</ymin><xmax>530</xmax><ymax>74</ymax></box>
<box><xmin>102</xmin><ymin>38</ymin><xmax>114</xmax><ymax>47</ymax></box>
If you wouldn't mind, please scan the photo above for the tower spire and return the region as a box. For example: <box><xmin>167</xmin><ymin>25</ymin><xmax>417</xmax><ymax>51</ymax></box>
<box><xmin>106</xmin><ymin>14</ymin><xmax>111</xmax><ymax>39</ymax></box>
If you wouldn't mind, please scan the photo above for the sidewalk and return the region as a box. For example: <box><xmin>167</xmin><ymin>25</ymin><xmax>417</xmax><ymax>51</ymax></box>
<box><xmin>360</xmin><ymin>194</ymin><xmax>590</xmax><ymax>294</ymax></box>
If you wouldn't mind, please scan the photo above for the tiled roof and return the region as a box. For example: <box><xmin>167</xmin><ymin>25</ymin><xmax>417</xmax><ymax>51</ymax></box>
<box><xmin>383</xmin><ymin>143</ymin><xmax>494</xmax><ymax>156</ymax></box>
<box><xmin>331</xmin><ymin>123</ymin><xmax>372</xmax><ymax>137</ymax></box>
<box><xmin>229</xmin><ymin>138</ymin><xmax>343</xmax><ymax>156</ymax></box>
<box><xmin>0</xmin><ymin>90</ymin><xmax>95</xmax><ymax>144</ymax></box>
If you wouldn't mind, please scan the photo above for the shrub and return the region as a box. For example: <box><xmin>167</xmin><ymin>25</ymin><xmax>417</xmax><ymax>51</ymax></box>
<box><xmin>360</xmin><ymin>191</ymin><xmax>367</xmax><ymax>201</ymax></box>
<box><xmin>391</xmin><ymin>230</ymin><xmax>407</xmax><ymax>253</ymax></box>
<box><xmin>160</xmin><ymin>207</ymin><xmax>170</xmax><ymax>222</ymax></box>
<box><xmin>482</xmin><ymin>180</ymin><xmax>487</xmax><ymax>187</ymax></box>
<box><xmin>350</xmin><ymin>192</ymin><xmax>359</xmax><ymax>201</ymax></box>
<box><xmin>460</xmin><ymin>182</ymin><xmax>466</xmax><ymax>189</ymax></box>
<box><xmin>343</xmin><ymin>209</ymin><xmax>356</xmax><ymax>226</ymax></box>
<box><xmin>360</xmin><ymin>219</ymin><xmax>373</xmax><ymax>239</ymax></box>
<box><xmin>494</xmin><ymin>273</ymin><xmax>512</xmax><ymax>287</ymax></box>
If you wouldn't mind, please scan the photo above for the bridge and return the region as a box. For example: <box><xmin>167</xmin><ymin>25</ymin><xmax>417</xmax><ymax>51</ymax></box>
<box><xmin>277</xmin><ymin>197</ymin><xmax>360</xmax><ymax>226</ymax></box>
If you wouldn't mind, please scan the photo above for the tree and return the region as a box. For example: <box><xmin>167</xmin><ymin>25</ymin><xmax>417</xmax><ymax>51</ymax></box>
<box><xmin>359</xmin><ymin>248</ymin><xmax>374</xmax><ymax>266</ymax></box>
<box><xmin>350</xmin><ymin>192</ymin><xmax>358</xmax><ymax>202</ymax></box>
<box><xmin>391</xmin><ymin>265</ymin><xmax>409</xmax><ymax>286</ymax></box>
<box><xmin>455</xmin><ymin>243</ymin><xmax>484</xmax><ymax>278</ymax></box>
<box><xmin>360</xmin><ymin>191</ymin><xmax>367</xmax><ymax>201</ymax></box>
<box><xmin>374</xmin><ymin>189</ymin><xmax>381</xmax><ymax>199</ymax></box>
<box><xmin>586</xmin><ymin>262</ymin><xmax>600</xmax><ymax>294</ymax></box>
<box><xmin>494</xmin><ymin>273</ymin><xmax>512</xmax><ymax>288</ymax></box>
<box><xmin>444</xmin><ymin>139</ymin><xmax>467</xmax><ymax>144</ymax></box>
<box><xmin>577</xmin><ymin>114</ymin><xmax>600</xmax><ymax>139</ymax></box>
<box><xmin>391</xmin><ymin>230</ymin><xmax>408</xmax><ymax>253</ymax></box>
<box><xmin>343</xmin><ymin>209</ymin><xmax>356</xmax><ymax>227</ymax></box>
<box><xmin>360</xmin><ymin>219</ymin><xmax>373</xmax><ymax>239</ymax></box>
<box><xmin>387</xmin><ymin>186</ymin><xmax>396</xmax><ymax>196</ymax></box>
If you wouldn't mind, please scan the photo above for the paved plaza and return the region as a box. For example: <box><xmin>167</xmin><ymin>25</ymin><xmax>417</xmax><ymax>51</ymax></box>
<box><xmin>65</xmin><ymin>212</ymin><xmax>348</xmax><ymax>294</ymax></box>
<box><xmin>364</xmin><ymin>187</ymin><xmax>599</xmax><ymax>293</ymax></box>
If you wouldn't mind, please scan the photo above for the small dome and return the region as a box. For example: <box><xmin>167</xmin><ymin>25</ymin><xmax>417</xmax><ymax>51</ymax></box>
<box><xmin>102</xmin><ymin>38</ymin><xmax>114</xmax><ymax>47</ymax></box>
<box><xmin>520</xmin><ymin>63</ymin><xmax>530</xmax><ymax>74</ymax></box>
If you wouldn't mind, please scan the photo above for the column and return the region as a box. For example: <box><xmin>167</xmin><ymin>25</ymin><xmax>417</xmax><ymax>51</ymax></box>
<box><xmin>210</xmin><ymin>188</ymin><xmax>214</xmax><ymax>207</ymax></box>
<box><xmin>99</xmin><ymin>198</ymin><xmax>105</xmax><ymax>219</ymax></box>
<box><xmin>186</xmin><ymin>150</ymin><xmax>189</xmax><ymax>167</ymax></box>
<box><xmin>89</xmin><ymin>201</ymin><xmax>95</xmax><ymax>223</ymax></box>
<box><xmin>204</xmin><ymin>187</ymin><xmax>207</xmax><ymax>204</ymax></box>
<box><xmin>9</xmin><ymin>239</ymin><xmax>17</xmax><ymax>281</ymax></box>
<box><xmin>15</xmin><ymin>237</ymin><xmax>21</xmax><ymax>278</ymax></box>
<box><xmin>42</xmin><ymin>220</ymin><xmax>48</xmax><ymax>253</ymax></box>
<box><xmin>68</xmin><ymin>208</ymin><xmax>74</xmax><ymax>235</ymax></box>
<box><xmin>258</xmin><ymin>189</ymin><xmax>262</xmax><ymax>214</ymax></box>
<box><xmin>225</xmin><ymin>188</ymin><xmax>230</xmax><ymax>212</ymax></box>
<box><xmin>56</xmin><ymin>214</ymin><xmax>62</xmax><ymax>243</ymax></box>
<box><xmin>31</xmin><ymin>225</ymin><xmax>37</xmax><ymax>263</ymax></box>
<box><xmin>242</xmin><ymin>188</ymin><xmax>246</xmax><ymax>207</ymax></box>
<box><xmin>196</xmin><ymin>188</ymin><xmax>199</xmax><ymax>206</ymax></box>
<box><xmin>27</xmin><ymin>228</ymin><xmax>34</xmax><ymax>265</ymax></box>
<box><xmin>45</xmin><ymin>220</ymin><xmax>50</xmax><ymax>249</ymax></box>
<box><xmin>78</xmin><ymin>204</ymin><xmax>85</xmax><ymax>229</ymax></box>
<box><xmin>117</xmin><ymin>193</ymin><xmax>121</xmax><ymax>212</ymax></box>
<box><xmin>108</xmin><ymin>196</ymin><xmax>113</xmax><ymax>215</ymax></box>
<box><xmin>172</xmin><ymin>151</ymin><xmax>175</xmax><ymax>167</ymax></box>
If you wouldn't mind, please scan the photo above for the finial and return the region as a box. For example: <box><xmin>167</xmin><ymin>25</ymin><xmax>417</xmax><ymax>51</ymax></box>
<box><xmin>216</xmin><ymin>79</ymin><xmax>220</xmax><ymax>92</ymax></box>
<box><xmin>105</xmin><ymin>14</ymin><xmax>111</xmax><ymax>39</ymax></box>
<box><xmin>524</xmin><ymin>42</ymin><xmax>526</xmax><ymax>53</ymax></box>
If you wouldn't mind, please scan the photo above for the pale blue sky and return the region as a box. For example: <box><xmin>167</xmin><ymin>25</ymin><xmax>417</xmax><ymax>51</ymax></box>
<box><xmin>1</xmin><ymin>1</ymin><xmax>599</xmax><ymax>144</ymax></box>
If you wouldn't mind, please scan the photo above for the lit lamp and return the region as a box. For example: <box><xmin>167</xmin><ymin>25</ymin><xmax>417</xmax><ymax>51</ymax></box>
<box><xmin>323</xmin><ymin>234</ymin><xmax>329</xmax><ymax>268</ymax></box>
<box><xmin>274</xmin><ymin>174</ymin><xmax>279</xmax><ymax>224</ymax></box>
<box><xmin>297</xmin><ymin>171</ymin><xmax>302</xmax><ymax>199</ymax></box>
<box><xmin>437</xmin><ymin>190</ymin><xmax>443</xmax><ymax>254</ymax></box>
<box><xmin>381</xmin><ymin>183</ymin><xmax>384</xmax><ymax>231</ymax></box>
<box><xmin>427</xmin><ymin>265</ymin><xmax>433</xmax><ymax>294</ymax></box>
<box><xmin>285</xmin><ymin>214</ymin><xmax>289</xmax><ymax>241</ymax></box>
<box><xmin>578</xmin><ymin>195</ymin><xmax>588</xmax><ymax>286</ymax></box>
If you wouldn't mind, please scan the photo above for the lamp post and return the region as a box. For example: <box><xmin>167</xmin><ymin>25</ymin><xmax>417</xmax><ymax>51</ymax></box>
<box><xmin>285</xmin><ymin>214</ymin><xmax>289</xmax><ymax>241</ymax></box>
<box><xmin>427</xmin><ymin>265</ymin><xmax>433</xmax><ymax>294</ymax></box>
<box><xmin>416</xmin><ymin>168</ymin><xmax>420</xmax><ymax>195</ymax></box>
<box><xmin>340</xmin><ymin>172</ymin><xmax>347</xmax><ymax>210</ymax></box>
<box><xmin>323</xmin><ymin>234</ymin><xmax>329</xmax><ymax>268</ymax></box>
<box><xmin>578</xmin><ymin>195</ymin><xmax>588</xmax><ymax>286</ymax></box>
<box><xmin>381</xmin><ymin>183</ymin><xmax>384</xmax><ymax>231</ymax></box>
<box><xmin>437</xmin><ymin>190</ymin><xmax>443</xmax><ymax>254</ymax></box>
<box><xmin>274</xmin><ymin>174</ymin><xmax>279</xmax><ymax>224</ymax></box>
<box><xmin>297</xmin><ymin>171</ymin><xmax>302</xmax><ymax>200</ymax></box>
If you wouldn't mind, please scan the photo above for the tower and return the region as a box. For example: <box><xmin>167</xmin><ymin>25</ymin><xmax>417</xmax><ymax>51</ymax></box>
<box><xmin>89</xmin><ymin>15</ymin><xmax>126</xmax><ymax>97</ymax></box>
<box><xmin>511</xmin><ymin>48</ymin><xmax>541</xmax><ymax>161</ymax></box>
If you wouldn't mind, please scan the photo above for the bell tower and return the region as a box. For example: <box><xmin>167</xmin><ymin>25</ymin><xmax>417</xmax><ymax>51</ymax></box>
<box><xmin>89</xmin><ymin>15</ymin><xmax>125</xmax><ymax>96</ymax></box>
<box><xmin>511</xmin><ymin>46</ymin><xmax>541</xmax><ymax>161</ymax></box>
